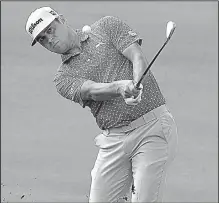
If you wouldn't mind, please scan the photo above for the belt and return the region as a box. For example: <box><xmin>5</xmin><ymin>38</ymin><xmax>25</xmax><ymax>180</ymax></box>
<box><xmin>106</xmin><ymin>105</ymin><xmax>169</xmax><ymax>134</ymax></box>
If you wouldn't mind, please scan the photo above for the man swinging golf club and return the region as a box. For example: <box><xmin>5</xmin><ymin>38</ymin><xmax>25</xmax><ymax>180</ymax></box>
<box><xmin>26</xmin><ymin>6</ymin><xmax>178</xmax><ymax>202</ymax></box>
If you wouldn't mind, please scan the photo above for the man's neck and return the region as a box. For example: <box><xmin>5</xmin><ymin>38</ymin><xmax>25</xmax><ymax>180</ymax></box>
<box><xmin>67</xmin><ymin>30</ymin><xmax>82</xmax><ymax>55</ymax></box>
<box><xmin>68</xmin><ymin>46</ymin><xmax>81</xmax><ymax>55</ymax></box>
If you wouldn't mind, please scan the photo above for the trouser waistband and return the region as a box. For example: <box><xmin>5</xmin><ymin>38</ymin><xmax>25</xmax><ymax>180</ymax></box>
<box><xmin>106</xmin><ymin>105</ymin><xmax>169</xmax><ymax>134</ymax></box>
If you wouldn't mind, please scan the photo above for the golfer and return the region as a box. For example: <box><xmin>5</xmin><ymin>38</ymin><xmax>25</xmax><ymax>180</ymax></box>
<box><xmin>26</xmin><ymin>7</ymin><xmax>178</xmax><ymax>202</ymax></box>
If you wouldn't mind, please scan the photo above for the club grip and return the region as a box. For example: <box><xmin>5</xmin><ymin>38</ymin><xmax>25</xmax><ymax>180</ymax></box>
<box><xmin>135</xmin><ymin>77</ymin><xmax>144</xmax><ymax>89</ymax></box>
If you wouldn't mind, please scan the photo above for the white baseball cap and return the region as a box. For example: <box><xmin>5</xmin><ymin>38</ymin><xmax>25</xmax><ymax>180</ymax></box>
<box><xmin>26</xmin><ymin>7</ymin><xmax>59</xmax><ymax>46</ymax></box>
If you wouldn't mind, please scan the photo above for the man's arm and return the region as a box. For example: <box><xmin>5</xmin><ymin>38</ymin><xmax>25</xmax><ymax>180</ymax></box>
<box><xmin>54</xmin><ymin>71</ymin><xmax>140</xmax><ymax>105</ymax></box>
<box><xmin>80</xmin><ymin>80</ymin><xmax>120</xmax><ymax>101</ymax></box>
<box><xmin>80</xmin><ymin>80</ymin><xmax>140</xmax><ymax>101</ymax></box>
<box><xmin>122</xmin><ymin>42</ymin><xmax>149</xmax><ymax>84</ymax></box>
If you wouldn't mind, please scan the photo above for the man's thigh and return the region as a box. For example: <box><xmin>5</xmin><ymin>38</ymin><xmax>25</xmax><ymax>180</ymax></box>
<box><xmin>89</xmin><ymin>133</ymin><xmax>133</xmax><ymax>202</ymax></box>
<box><xmin>131</xmin><ymin>139</ymin><xmax>169</xmax><ymax>202</ymax></box>
<box><xmin>131</xmin><ymin>112</ymin><xmax>178</xmax><ymax>202</ymax></box>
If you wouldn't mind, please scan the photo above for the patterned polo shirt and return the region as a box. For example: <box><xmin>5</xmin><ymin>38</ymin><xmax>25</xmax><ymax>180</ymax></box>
<box><xmin>53</xmin><ymin>16</ymin><xmax>165</xmax><ymax>130</ymax></box>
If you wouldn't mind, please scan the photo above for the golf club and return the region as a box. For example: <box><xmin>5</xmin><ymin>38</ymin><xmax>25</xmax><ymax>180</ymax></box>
<box><xmin>135</xmin><ymin>21</ymin><xmax>176</xmax><ymax>89</ymax></box>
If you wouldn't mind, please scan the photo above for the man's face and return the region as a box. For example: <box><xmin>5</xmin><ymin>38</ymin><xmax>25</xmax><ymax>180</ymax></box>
<box><xmin>36</xmin><ymin>19</ymin><xmax>73</xmax><ymax>54</ymax></box>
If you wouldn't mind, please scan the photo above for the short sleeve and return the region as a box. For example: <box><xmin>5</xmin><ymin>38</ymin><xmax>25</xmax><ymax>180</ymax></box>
<box><xmin>68</xmin><ymin>77</ymin><xmax>88</xmax><ymax>106</ymax></box>
<box><xmin>97</xmin><ymin>16</ymin><xmax>143</xmax><ymax>53</ymax></box>
<box><xmin>53</xmin><ymin>66</ymin><xmax>89</xmax><ymax>108</ymax></box>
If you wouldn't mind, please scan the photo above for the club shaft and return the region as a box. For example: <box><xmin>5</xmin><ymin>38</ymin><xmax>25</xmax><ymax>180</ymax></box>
<box><xmin>135</xmin><ymin>38</ymin><xmax>169</xmax><ymax>88</ymax></box>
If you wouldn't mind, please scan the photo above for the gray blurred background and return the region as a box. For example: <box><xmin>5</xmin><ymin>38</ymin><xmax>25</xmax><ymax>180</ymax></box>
<box><xmin>1</xmin><ymin>1</ymin><xmax>218</xmax><ymax>202</ymax></box>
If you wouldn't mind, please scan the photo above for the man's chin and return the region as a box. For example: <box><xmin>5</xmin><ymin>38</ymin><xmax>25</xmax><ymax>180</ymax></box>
<box><xmin>50</xmin><ymin>47</ymin><xmax>69</xmax><ymax>55</ymax></box>
<box><xmin>57</xmin><ymin>45</ymin><xmax>71</xmax><ymax>55</ymax></box>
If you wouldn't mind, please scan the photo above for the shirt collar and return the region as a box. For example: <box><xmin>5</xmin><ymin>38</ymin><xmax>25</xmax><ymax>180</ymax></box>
<box><xmin>61</xmin><ymin>28</ymin><xmax>89</xmax><ymax>62</ymax></box>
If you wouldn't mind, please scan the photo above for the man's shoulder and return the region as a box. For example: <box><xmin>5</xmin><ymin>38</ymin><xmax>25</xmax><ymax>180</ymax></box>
<box><xmin>92</xmin><ymin>15</ymin><xmax>121</xmax><ymax>27</ymax></box>
<box><xmin>98</xmin><ymin>15</ymin><xmax>119</xmax><ymax>21</ymax></box>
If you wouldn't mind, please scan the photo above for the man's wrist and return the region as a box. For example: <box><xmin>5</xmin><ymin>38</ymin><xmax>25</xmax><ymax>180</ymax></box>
<box><xmin>132</xmin><ymin>80</ymin><xmax>138</xmax><ymax>86</ymax></box>
<box><xmin>114</xmin><ymin>81</ymin><xmax>123</xmax><ymax>96</ymax></box>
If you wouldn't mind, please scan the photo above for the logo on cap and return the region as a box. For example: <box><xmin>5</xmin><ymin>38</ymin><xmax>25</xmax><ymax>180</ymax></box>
<box><xmin>49</xmin><ymin>10</ymin><xmax>57</xmax><ymax>16</ymax></box>
<box><xmin>29</xmin><ymin>18</ymin><xmax>43</xmax><ymax>34</ymax></box>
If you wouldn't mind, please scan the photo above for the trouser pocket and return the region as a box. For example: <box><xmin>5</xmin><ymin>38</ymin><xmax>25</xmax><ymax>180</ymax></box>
<box><xmin>160</xmin><ymin>112</ymin><xmax>176</xmax><ymax>143</ymax></box>
<box><xmin>160</xmin><ymin>112</ymin><xmax>178</xmax><ymax>163</ymax></box>
<box><xmin>94</xmin><ymin>132</ymin><xmax>125</xmax><ymax>152</ymax></box>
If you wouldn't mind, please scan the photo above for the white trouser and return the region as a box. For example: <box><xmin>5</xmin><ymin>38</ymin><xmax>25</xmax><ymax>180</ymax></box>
<box><xmin>89</xmin><ymin>105</ymin><xmax>178</xmax><ymax>202</ymax></box>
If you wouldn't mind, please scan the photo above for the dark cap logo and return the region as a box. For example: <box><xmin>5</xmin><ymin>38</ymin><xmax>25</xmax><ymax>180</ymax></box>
<box><xmin>49</xmin><ymin>10</ymin><xmax>57</xmax><ymax>16</ymax></box>
<box><xmin>29</xmin><ymin>18</ymin><xmax>43</xmax><ymax>34</ymax></box>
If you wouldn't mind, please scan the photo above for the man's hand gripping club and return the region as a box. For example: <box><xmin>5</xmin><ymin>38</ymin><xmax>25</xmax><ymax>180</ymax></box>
<box><xmin>117</xmin><ymin>80</ymin><xmax>143</xmax><ymax>105</ymax></box>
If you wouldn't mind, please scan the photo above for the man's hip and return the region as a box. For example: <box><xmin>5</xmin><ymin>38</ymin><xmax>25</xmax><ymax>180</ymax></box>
<box><xmin>104</xmin><ymin>104</ymin><xmax>170</xmax><ymax>134</ymax></box>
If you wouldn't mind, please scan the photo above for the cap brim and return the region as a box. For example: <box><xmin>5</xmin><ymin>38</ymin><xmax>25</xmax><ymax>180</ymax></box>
<box><xmin>31</xmin><ymin>39</ymin><xmax>37</xmax><ymax>46</ymax></box>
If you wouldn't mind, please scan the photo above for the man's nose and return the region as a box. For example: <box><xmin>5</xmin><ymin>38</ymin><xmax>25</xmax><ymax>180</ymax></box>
<box><xmin>48</xmin><ymin>36</ymin><xmax>54</xmax><ymax>44</ymax></box>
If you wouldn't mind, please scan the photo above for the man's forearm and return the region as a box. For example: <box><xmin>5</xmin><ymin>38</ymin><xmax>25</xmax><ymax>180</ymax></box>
<box><xmin>122</xmin><ymin>42</ymin><xmax>149</xmax><ymax>84</ymax></box>
<box><xmin>81</xmin><ymin>80</ymin><xmax>122</xmax><ymax>101</ymax></box>
<box><xmin>132</xmin><ymin>55</ymin><xmax>149</xmax><ymax>84</ymax></box>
